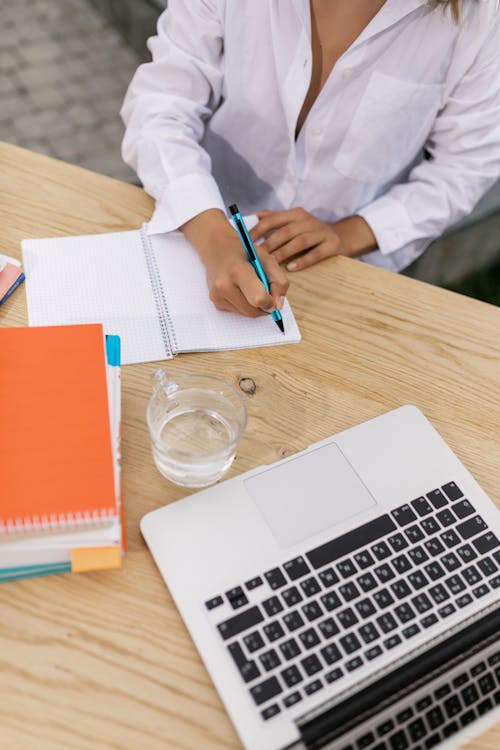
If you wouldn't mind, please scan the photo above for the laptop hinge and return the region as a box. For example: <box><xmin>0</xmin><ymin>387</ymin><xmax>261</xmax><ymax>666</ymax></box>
<box><xmin>297</xmin><ymin>605</ymin><xmax>500</xmax><ymax>750</ymax></box>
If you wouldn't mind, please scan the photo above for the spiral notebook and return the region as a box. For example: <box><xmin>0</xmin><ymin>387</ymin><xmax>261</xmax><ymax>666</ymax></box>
<box><xmin>22</xmin><ymin>226</ymin><xmax>301</xmax><ymax>365</ymax></box>
<box><xmin>0</xmin><ymin>324</ymin><xmax>118</xmax><ymax>537</ymax></box>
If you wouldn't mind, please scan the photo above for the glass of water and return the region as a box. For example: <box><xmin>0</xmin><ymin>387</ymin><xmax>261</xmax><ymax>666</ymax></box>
<box><xmin>146</xmin><ymin>368</ymin><xmax>248</xmax><ymax>488</ymax></box>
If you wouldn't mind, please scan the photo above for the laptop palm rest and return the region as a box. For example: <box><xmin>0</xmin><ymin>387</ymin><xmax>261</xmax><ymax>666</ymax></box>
<box><xmin>244</xmin><ymin>442</ymin><xmax>377</xmax><ymax>548</ymax></box>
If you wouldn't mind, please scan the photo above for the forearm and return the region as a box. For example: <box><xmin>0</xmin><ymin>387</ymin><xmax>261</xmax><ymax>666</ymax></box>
<box><xmin>332</xmin><ymin>215</ymin><xmax>378</xmax><ymax>258</ymax></box>
<box><xmin>181</xmin><ymin>209</ymin><xmax>239</xmax><ymax>262</ymax></box>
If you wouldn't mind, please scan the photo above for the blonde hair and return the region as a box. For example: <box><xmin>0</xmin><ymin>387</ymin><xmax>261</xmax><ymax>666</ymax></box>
<box><xmin>435</xmin><ymin>0</ymin><xmax>462</xmax><ymax>21</ymax></box>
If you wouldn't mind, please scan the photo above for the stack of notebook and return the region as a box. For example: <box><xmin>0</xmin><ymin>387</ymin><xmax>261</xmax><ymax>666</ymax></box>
<box><xmin>0</xmin><ymin>323</ymin><xmax>125</xmax><ymax>582</ymax></box>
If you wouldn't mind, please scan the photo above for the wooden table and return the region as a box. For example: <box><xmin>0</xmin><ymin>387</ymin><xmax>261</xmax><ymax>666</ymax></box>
<box><xmin>1</xmin><ymin>141</ymin><xmax>499</xmax><ymax>750</ymax></box>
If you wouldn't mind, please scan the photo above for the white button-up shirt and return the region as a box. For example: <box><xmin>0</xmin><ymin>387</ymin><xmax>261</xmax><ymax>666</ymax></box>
<box><xmin>121</xmin><ymin>0</ymin><xmax>500</xmax><ymax>271</ymax></box>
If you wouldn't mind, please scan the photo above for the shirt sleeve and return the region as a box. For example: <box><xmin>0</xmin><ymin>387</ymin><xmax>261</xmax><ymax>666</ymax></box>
<box><xmin>357</xmin><ymin>18</ymin><xmax>500</xmax><ymax>268</ymax></box>
<box><xmin>120</xmin><ymin>0</ymin><xmax>227</xmax><ymax>234</ymax></box>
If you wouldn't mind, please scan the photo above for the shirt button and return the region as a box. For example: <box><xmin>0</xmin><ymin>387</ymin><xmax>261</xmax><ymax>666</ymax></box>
<box><xmin>311</xmin><ymin>127</ymin><xmax>323</xmax><ymax>137</ymax></box>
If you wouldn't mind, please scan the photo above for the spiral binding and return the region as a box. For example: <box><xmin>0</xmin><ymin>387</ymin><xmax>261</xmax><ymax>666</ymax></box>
<box><xmin>0</xmin><ymin>507</ymin><xmax>118</xmax><ymax>535</ymax></box>
<box><xmin>140</xmin><ymin>226</ymin><xmax>177</xmax><ymax>358</ymax></box>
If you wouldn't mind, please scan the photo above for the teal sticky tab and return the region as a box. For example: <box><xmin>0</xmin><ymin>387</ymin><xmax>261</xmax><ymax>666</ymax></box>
<box><xmin>105</xmin><ymin>335</ymin><xmax>121</xmax><ymax>366</ymax></box>
<box><xmin>0</xmin><ymin>561</ymin><xmax>72</xmax><ymax>582</ymax></box>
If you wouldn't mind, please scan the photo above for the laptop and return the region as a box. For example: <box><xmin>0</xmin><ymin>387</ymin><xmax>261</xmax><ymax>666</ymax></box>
<box><xmin>140</xmin><ymin>405</ymin><xmax>500</xmax><ymax>750</ymax></box>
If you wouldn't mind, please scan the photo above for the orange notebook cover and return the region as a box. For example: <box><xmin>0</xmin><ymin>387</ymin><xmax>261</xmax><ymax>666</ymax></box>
<box><xmin>0</xmin><ymin>324</ymin><xmax>117</xmax><ymax>534</ymax></box>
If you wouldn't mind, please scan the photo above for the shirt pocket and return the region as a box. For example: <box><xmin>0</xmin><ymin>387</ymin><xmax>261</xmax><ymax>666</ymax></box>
<box><xmin>333</xmin><ymin>71</ymin><xmax>443</xmax><ymax>183</ymax></box>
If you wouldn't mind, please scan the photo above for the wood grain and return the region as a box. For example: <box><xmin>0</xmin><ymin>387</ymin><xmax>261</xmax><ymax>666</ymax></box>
<box><xmin>1</xmin><ymin>142</ymin><xmax>499</xmax><ymax>749</ymax></box>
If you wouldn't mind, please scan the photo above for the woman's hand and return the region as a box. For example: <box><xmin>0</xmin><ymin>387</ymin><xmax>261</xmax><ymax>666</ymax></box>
<box><xmin>251</xmin><ymin>209</ymin><xmax>377</xmax><ymax>270</ymax></box>
<box><xmin>181</xmin><ymin>209</ymin><xmax>289</xmax><ymax>317</ymax></box>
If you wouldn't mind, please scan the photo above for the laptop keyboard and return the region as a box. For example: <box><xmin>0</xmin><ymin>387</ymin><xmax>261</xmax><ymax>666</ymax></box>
<box><xmin>205</xmin><ymin>482</ymin><xmax>500</xmax><ymax>723</ymax></box>
<box><xmin>338</xmin><ymin>643</ymin><xmax>500</xmax><ymax>750</ymax></box>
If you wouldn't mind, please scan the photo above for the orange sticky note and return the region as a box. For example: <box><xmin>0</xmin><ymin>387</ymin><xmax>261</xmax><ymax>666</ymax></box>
<box><xmin>71</xmin><ymin>545</ymin><xmax>122</xmax><ymax>573</ymax></box>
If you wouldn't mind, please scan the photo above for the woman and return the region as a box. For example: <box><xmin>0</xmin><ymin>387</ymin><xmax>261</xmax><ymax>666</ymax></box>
<box><xmin>121</xmin><ymin>0</ymin><xmax>500</xmax><ymax>319</ymax></box>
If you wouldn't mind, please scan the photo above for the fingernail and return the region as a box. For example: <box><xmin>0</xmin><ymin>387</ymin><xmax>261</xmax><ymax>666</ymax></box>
<box><xmin>261</xmin><ymin>304</ymin><xmax>275</xmax><ymax>313</ymax></box>
<box><xmin>277</xmin><ymin>296</ymin><xmax>285</xmax><ymax>310</ymax></box>
<box><xmin>287</xmin><ymin>261</ymin><xmax>298</xmax><ymax>271</ymax></box>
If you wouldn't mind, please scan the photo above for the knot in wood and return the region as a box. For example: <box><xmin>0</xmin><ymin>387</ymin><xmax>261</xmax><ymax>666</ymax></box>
<box><xmin>239</xmin><ymin>377</ymin><xmax>256</xmax><ymax>395</ymax></box>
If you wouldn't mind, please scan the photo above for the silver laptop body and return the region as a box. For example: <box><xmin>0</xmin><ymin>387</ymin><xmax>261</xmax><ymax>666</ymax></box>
<box><xmin>141</xmin><ymin>405</ymin><xmax>500</xmax><ymax>750</ymax></box>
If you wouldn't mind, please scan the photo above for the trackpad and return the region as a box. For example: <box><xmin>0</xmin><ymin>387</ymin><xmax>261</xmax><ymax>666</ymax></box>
<box><xmin>244</xmin><ymin>442</ymin><xmax>376</xmax><ymax>548</ymax></box>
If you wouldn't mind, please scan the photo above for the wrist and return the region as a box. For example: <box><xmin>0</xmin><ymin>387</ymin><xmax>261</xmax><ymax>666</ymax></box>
<box><xmin>181</xmin><ymin>209</ymin><xmax>235</xmax><ymax>261</ymax></box>
<box><xmin>332</xmin><ymin>215</ymin><xmax>378</xmax><ymax>258</ymax></box>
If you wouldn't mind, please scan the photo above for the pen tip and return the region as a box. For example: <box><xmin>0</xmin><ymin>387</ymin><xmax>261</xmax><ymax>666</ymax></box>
<box><xmin>276</xmin><ymin>319</ymin><xmax>285</xmax><ymax>334</ymax></box>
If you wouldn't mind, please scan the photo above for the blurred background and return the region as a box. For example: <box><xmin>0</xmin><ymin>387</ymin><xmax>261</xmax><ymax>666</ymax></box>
<box><xmin>1</xmin><ymin>0</ymin><xmax>499</xmax><ymax>304</ymax></box>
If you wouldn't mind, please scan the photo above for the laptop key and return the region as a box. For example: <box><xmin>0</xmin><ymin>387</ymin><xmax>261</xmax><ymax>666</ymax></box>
<box><xmin>424</xmin><ymin>734</ymin><xmax>441</xmax><ymax>748</ymax></box>
<box><xmin>384</xmin><ymin>634</ymin><xmax>402</xmax><ymax>650</ymax></box>
<box><xmin>320</xmin><ymin>591</ymin><xmax>342</xmax><ymax>611</ymax></box>
<box><xmin>259</xmin><ymin>649</ymin><xmax>281</xmax><ymax>672</ymax></box>
<box><xmin>265</xmin><ymin>568</ymin><xmax>287</xmax><ymax>590</ymax></box>
<box><xmin>337</xmin><ymin>560</ymin><xmax>358</xmax><ymax>579</ymax></box>
<box><xmin>402</xmin><ymin>623</ymin><xmax>420</xmax><ymax>639</ymax></box>
<box><xmin>299</xmin><ymin>628</ymin><xmax>320</xmax><ymax>650</ymax></box>
<box><xmin>226</xmin><ymin>587</ymin><xmax>249</xmax><ymax>609</ymax></box>
<box><xmin>478</xmin><ymin>673</ymin><xmax>495</xmax><ymax>695</ymax></box>
<box><xmin>339</xmin><ymin>582</ymin><xmax>361</xmax><ymax>602</ymax></box>
<box><xmin>355</xmin><ymin>598</ymin><xmax>377</xmax><ymax>618</ymax></box>
<box><xmin>301</xmin><ymin>654</ymin><xmax>322</xmax><ymax>676</ymax></box>
<box><xmin>471</xmin><ymin>661</ymin><xmax>486</xmax><ymax>676</ymax></box>
<box><xmin>283</xmin><ymin>611</ymin><xmax>304</xmax><ymax>633</ymax></box>
<box><xmin>228</xmin><ymin>642</ymin><xmax>261</xmax><ymax>682</ymax></box>
<box><xmin>218</xmin><ymin>605</ymin><xmax>264</xmax><ymax>640</ymax></box>
<box><xmin>425</xmin><ymin>706</ymin><xmax>445</xmax><ymax>729</ymax></box>
<box><xmin>355</xmin><ymin>550</ymin><xmax>376</xmax><ymax>569</ymax></box>
<box><xmin>282</xmin><ymin>586</ymin><xmax>303</xmax><ymax>607</ymax></box>
<box><xmin>377</xmin><ymin>719</ymin><xmax>395</xmax><ymax>736</ymax></box>
<box><xmin>390</xmin><ymin>580</ymin><xmax>412</xmax><ymax>599</ymax></box>
<box><xmin>391</xmin><ymin>504</ymin><xmax>417</xmax><ymax>527</ymax></box>
<box><xmin>300</xmin><ymin>577</ymin><xmax>321</xmax><ymax>597</ymax></box>
<box><xmin>307</xmin><ymin>514</ymin><xmax>396</xmax><ymax>569</ymax></box>
<box><xmin>456</xmin><ymin>515</ymin><xmax>488</xmax><ymax>540</ymax></box>
<box><xmin>421</xmin><ymin>613</ymin><xmax>438</xmax><ymax>629</ymax></box>
<box><xmin>302</xmin><ymin>602</ymin><xmax>323</xmax><ymax>621</ymax></box>
<box><xmin>279</xmin><ymin>638</ymin><xmax>301</xmax><ymax>661</ymax></box>
<box><xmin>424</xmin><ymin>562</ymin><xmax>445</xmax><ymax>581</ymax></box>
<box><xmin>456</xmin><ymin>593</ymin><xmax>473</xmax><ymax>608</ymax></box>
<box><xmin>357</xmin><ymin>731</ymin><xmax>375</xmax><ymax>749</ymax></box>
<box><xmin>305</xmin><ymin>679</ymin><xmax>323</xmax><ymax>695</ymax></box>
<box><xmin>442</xmin><ymin>482</ymin><xmax>463</xmax><ymax>501</ymax></box>
<box><xmin>338</xmin><ymin>607</ymin><xmax>359</xmax><ymax>628</ymax></box>
<box><xmin>318</xmin><ymin>617</ymin><xmax>340</xmax><ymax>638</ymax></box>
<box><xmin>283</xmin><ymin>556</ymin><xmax>310</xmax><ymax>581</ymax></box>
<box><xmin>440</xmin><ymin>530</ymin><xmax>461</xmax><ymax>548</ymax></box>
<box><xmin>429</xmin><ymin>583</ymin><xmax>449</xmax><ymax>604</ymax></box>
<box><xmin>477</xmin><ymin>556</ymin><xmax>498</xmax><ymax>577</ymax></box>
<box><xmin>408</xmin><ymin>545</ymin><xmax>429</xmax><ymax>565</ymax></box>
<box><xmin>358</xmin><ymin>572</ymin><xmax>378</xmax><ymax>592</ymax></box>
<box><xmin>250</xmin><ymin>675</ymin><xmax>283</xmax><ymax>705</ymax></box>
<box><xmin>375</xmin><ymin>563</ymin><xmax>395</xmax><ymax>583</ymax></box>
<box><xmin>395</xmin><ymin>603</ymin><xmax>416</xmax><ymax>624</ymax></box>
<box><xmin>405</xmin><ymin>524</ymin><xmax>425</xmax><ymax>543</ymax></box>
<box><xmin>477</xmin><ymin>697</ymin><xmax>493</xmax><ymax>715</ymax></box>
<box><xmin>205</xmin><ymin>595</ymin><xmax>223</xmax><ymax>610</ymax></box>
<box><xmin>264</xmin><ymin>621</ymin><xmax>285</xmax><ymax>641</ymax></box>
<box><xmin>376</xmin><ymin>613</ymin><xmax>398</xmax><ymax>634</ymax></box>
<box><xmin>392</xmin><ymin>554</ymin><xmax>412</xmax><ymax>574</ymax></box>
<box><xmin>408</xmin><ymin>718</ymin><xmax>426</xmax><ymax>741</ymax></box>
<box><xmin>283</xmin><ymin>691</ymin><xmax>302</xmax><ymax>707</ymax></box>
<box><xmin>244</xmin><ymin>631</ymin><xmax>265</xmax><ymax>653</ymax></box>
<box><xmin>427</xmin><ymin>489</ymin><xmax>448</xmax><ymax>508</ymax></box>
<box><xmin>372</xmin><ymin>541</ymin><xmax>392</xmax><ymax>560</ymax></box>
<box><xmin>359</xmin><ymin>622</ymin><xmax>380</xmax><ymax>643</ymax></box>
<box><xmin>411</xmin><ymin>497</ymin><xmax>433</xmax><ymax>516</ymax></box>
<box><xmin>424</xmin><ymin>538</ymin><xmax>445</xmax><ymax>557</ymax></box>
<box><xmin>461</xmin><ymin>684</ymin><xmax>479</xmax><ymax>706</ymax></box>
<box><xmin>472</xmin><ymin>584</ymin><xmax>490</xmax><ymax>598</ymax></box>
<box><xmin>365</xmin><ymin>645</ymin><xmax>383</xmax><ymax>660</ymax></box>
<box><xmin>438</xmin><ymin>603</ymin><xmax>456</xmax><ymax>618</ymax></box>
<box><xmin>462</xmin><ymin>565</ymin><xmax>482</xmax><ymax>585</ymax></box>
<box><xmin>443</xmin><ymin>694</ymin><xmax>461</xmax><ymax>717</ymax></box>
<box><xmin>374</xmin><ymin>589</ymin><xmax>395</xmax><ymax>609</ymax></box>
<box><xmin>262</xmin><ymin>596</ymin><xmax>283</xmax><ymax>617</ymax></box>
<box><xmin>421</xmin><ymin>517</ymin><xmax>440</xmax><ymax>536</ymax></box>
<box><xmin>340</xmin><ymin>632</ymin><xmax>362</xmax><ymax>654</ymax></box>
<box><xmin>444</xmin><ymin>575</ymin><xmax>465</xmax><ymax>595</ymax></box>
<box><xmin>408</xmin><ymin>571</ymin><xmax>428</xmax><ymax>590</ymax></box>
<box><xmin>440</xmin><ymin>552</ymin><xmax>460</xmax><ymax>572</ymax></box>
<box><xmin>346</xmin><ymin>656</ymin><xmax>363</xmax><ymax>672</ymax></box>
<box><xmin>388</xmin><ymin>533</ymin><xmax>408</xmax><ymax>552</ymax></box>
<box><xmin>245</xmin><ymin>576</ymin><xmax>263</xmax><ymax>591</ymax></box>
<box><xmin>325</xmin><ymin>667</ymin><xmax>343</xmax><ymax>683</ymax></box>
<box><xmin>440</xmin><ymin>508</ymin><xmax>459</xmax><ymax>526</ymax></box>
<box><xmin>412</xmin><ymin>593</ymin><xmax>432</xmax><ymax>613</ymax></box>
<box><xmin>321</xmin><ymin>643</ymin><xmax>342</xmax><ymax>665</ymax></box>
<box><xmin>261</xmin><ymin>703</ymin><xmax>280</xmax><ymax>720</ymax></box>
<box><xmin>388</xmin><ymin>728</ymin><xmax>409</xmax><ymax>749</ymax></box>
<box><xmin>281</xmin><ymin>665</ymin><xmax>303</xmax><ymax>687</ymax></box>
<box><xmin>473</xmin><ymin>532</ymin><xmax>500</xmax><ymax>554</ymax></box>
<box><xmin>457</xmin><ymin>544</ymin><xmax>477</xmax><ymax>563</ymax></box>
<box><xmin>318</xmin><ymin>567</ymin><xmax>339</xmax><ymax>588</ymax></box>
<box><xmin>453</xmin><ymin>499</ymin><xmax>474</xmax><ymax>519</ymax></box>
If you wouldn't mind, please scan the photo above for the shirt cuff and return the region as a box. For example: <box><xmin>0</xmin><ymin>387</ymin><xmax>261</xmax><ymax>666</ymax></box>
<box><xmin>357</xmin><ymin>194</ymin><xmax>417</xmax><ymax>256</ymax></box>
<box><xmin>145</xmin><ymin>173</ymin><xmax>226</xmax><ymax>235</ymax></box>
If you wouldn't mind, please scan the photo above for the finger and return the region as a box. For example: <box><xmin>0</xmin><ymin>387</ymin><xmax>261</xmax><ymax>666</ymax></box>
<box><xmin>287</xmin><ymin>241</ymin><xmax>340</xmax><ymax>271</ymax></box>
<box><xmin>231</xmin><ymin>263</ymin><xmax>278</xmax><ymax>314</ymax></box>
<box><xmin>251</xmin><ymin>208</ymin><xmax>308</xmax><ymax>241</ymax></box>
<box><xmin>262</xmin><ymin>220</ymin><xmax>316</xmax><ymax>255</ymax></box>
<box><xmin>258</xmin><ymin>251</ymin><xmax>290</xmax><ymax>305</ymax></box>
<box><xmin>267</xmin><ymin>231</ymin><xmax>324</xmax><ymax>264</ymax></box>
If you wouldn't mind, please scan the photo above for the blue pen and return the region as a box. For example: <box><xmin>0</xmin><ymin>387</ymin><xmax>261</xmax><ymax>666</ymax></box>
<box><xmin>229</xmin><ymin>204</ymin><xmax>285</xmax><ymax>333</ymax></box>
